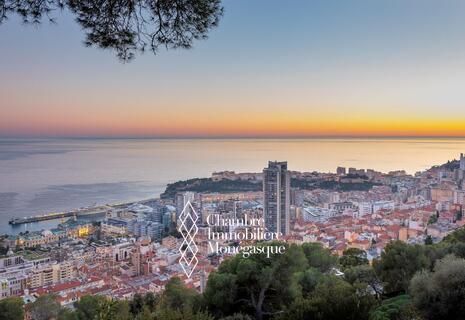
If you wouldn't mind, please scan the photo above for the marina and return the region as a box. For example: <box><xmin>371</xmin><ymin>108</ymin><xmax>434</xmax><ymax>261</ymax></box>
<box><xmin>7</xmin><ymin>199</ymin><xmax>158</xmax><ymax>226</ymax></box>
<box><xmin>8</xmin><ymin>206</ymin><xmax>111</xmax><ymax>225</ymax></box>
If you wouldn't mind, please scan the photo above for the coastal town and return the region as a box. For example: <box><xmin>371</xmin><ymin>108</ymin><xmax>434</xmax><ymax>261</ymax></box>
<box><xmin>2</xmin><ymin>154</ymin><xmax>465</xmax><ymax>311</ymax></box>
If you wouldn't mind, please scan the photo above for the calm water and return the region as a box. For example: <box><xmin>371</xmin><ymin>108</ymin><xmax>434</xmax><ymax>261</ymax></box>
<box><xmin>1</xmin><ymin>138</ymin><xmax>465</xmax><ymax>234</ymax></box>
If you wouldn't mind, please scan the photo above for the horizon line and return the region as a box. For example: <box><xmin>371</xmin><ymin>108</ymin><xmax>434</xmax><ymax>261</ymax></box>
<box><xmin>2</xmin><ymin>134</ymin><xmax>465</xmax><ymax>140</ymax></box>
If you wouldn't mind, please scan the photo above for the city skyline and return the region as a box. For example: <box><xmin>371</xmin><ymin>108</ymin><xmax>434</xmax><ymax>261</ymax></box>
<box><xmin>3</xmin><ymin>1</ymin><xmax>465</xmax><ymax>317</ymax></box>
<box><xmin>2</xmin><ymin>0</ymin><xmax>465</xmax><ymax>138</ymax></box>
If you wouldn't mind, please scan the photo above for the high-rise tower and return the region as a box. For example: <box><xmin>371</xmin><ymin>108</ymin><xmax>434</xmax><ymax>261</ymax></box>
<box><xmin>263</xmin><ymin>161</ymin><xmax>290</xmax><ymax>236</ymax></box>
<box><xmin>175</xmin><ymin>191</ymin><xmax>200</xmax><ymax>229</ymax></box>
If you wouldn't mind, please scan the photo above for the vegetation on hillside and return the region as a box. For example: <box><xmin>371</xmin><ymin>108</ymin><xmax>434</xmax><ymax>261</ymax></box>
<box><xmin>161</xmin><ymin>176</ymin><xmax>380</xmax><ymax>199</ymax></box>
<box><xmin>291</xmin><ymin>179</ymin><xmax>379</xmax><ymax>192</ymax></box>
<box><xmin>161</xmin><ymin>178</ymin><xmax>262</xmax><ymax>199</ymax></box>
<box><xmin>5</xmin><ymin>227</ymin><xmax>465</xmax><ymax>320</ymax></box>
<box><xmin>428</xmin><ymin>159</ymin><xmax>460</xmax><ymax>172</ymax></box>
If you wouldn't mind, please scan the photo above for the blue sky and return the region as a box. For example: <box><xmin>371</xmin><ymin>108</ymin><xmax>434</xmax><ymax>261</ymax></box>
<box><xmin>1</xmin><ymin>0</ymin><xmax>465</xmax><ymax>137</ymax></box>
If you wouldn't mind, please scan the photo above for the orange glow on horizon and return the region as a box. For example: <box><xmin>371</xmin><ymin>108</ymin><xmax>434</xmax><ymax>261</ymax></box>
<box><xmin>2</xmin><ymin>111</ymin><xmax>465</xmax><ymax>137</ymax></box>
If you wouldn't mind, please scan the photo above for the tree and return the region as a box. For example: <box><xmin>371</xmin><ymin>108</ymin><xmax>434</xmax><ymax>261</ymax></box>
<box><xmin>344</xmin><ymin>265</ymin><xmax>382</xmax><ymax>297</ymax></box>
<box><xmin>143</xmin><ymin>292</ymin><xmax>158</xmax><ymax>313</ymax></box>
<box><xmin>373</xmin><ymin>241</ymin><xmax>429</xmax><ymax>294</ymax></box>
<box><xmin>340</xmin><ymin>248</ymin><xmax>369</xmax><ymax>269</ymax></box>
<box><xmin>28</xmin><ymin>294</ymin><xmax>62</xmax><ymax>320</ymax></box>
<box><xmin>75</xmin><ymin>295</ymin><xmax>107</xmax><ymax>320</ymax></box>
<box><xmin>309</xmin><ymin>277</ymin><xmax>375</xmax><ymax>320</ymax></box>
<box><xmin>57</xmin><ymin>308</ymin><xmax>78</xmax><ymax>320</ymax></box>
<box><xmin>445</xmin><ymin>242</ymin><xmax>465</xmax><ymax>259</ymax></box>
<box><xmin>301</xmin><ymin>242</ymin><xmax>338</xmax><ymax>273</ymax></box>
<box><xmin>279</xmin><ymin>276</ymin><xmax>375</xmax><ymax>320</ymax></box>
<box><xmin>219</xmin><ymin>314</ymin><xmax>252</xmax><ymax>320</ymax></box>
<box><xmin>154</xmin><ymin>278</ymin><xmax>214</xmax><ymax>320</ymax></box>
<box><xmin>154</xmin><ymin>307</ymin><xmax>214</xmax><ymax>320</ymax></box>
<box><xmin>455</xmin><ymin>210</ymin><xmax>463</xmax><ymax>221</ymax></box>
<box><xmin>369</xmin><ymin>295</ymin><xmax>419</xmax><ymax>320</ymax></box>
<box><xmin>109</xmin><ymin>300</ymin><xmax>131</xmax><ymax>320</ymax></box>
<box><xmin>203</xmin><ymin>272</ymin><xmax>237</xmax><ymax>317</ymax></box>
<box><xmin>73</xmin><ymin>295</ymin><xmax>130</xmax><ymax>320</ymax></box>
<box><xmin>294</xmin><ymin>268</ymin><xmax>324</xmax><ymax>298</ymax></box>
<box><xmin>138</xmin><ymin>305</ymin><xmax>153</xmax><ymax>320</ymax></box>
<box><xmin>410</xmin><ymin>255</ymin><xmax>465</xmax><ymax>320</ymax></box>
<box><xmin>424</xmin><ymin>235</ymin><xmax>433</xmax><ymax>245</ymax></box>
<box><xmin>204</xmin><ymin>242</ymin><xmax>307</xmax><ymax>320</ymax></box>
<box><xmin>158</xmin><ymin>277</ymin><xmax>199</xmax><ymax>311</ymax></box>
<box><xmin>0</xmin><ymin>296</ymin><xmax>24</xmax><ymax>320</ymax></box>
<box><xmin>443</xmin><ymin>226</ymin><xmax>465</xmax><ymax>243</ymax></box>
<box><xmin>130</xmin><ymin>293</ymin><xmax>145</xmax><ymax>316</ymax></box>
<box><xmin>427</xmin><ymin>214</ymin><xmax>438</xmax><ymax>225</ymax></box>
<box><xmin>0</xmin><ymin>0</ymin><xmax>223</xmax><ymax>61</ymax></box>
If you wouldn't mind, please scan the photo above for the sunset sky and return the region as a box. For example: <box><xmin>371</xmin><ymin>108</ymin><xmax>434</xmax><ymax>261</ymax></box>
<box><xmin>1</xmin><ymin>0</ymin><xmax>465</xmax><ymax>138</ymax></box>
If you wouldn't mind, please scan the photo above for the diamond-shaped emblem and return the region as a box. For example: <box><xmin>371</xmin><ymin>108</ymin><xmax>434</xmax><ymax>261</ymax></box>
<box><xmin>178</xmin><ymin>201</ymin><xmax>199</xmax><ymax>277</ymax></box>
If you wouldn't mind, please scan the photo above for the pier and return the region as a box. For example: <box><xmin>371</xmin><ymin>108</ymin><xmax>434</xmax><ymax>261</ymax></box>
<box><xmin>8</xmin><ymin>206</ymin><xmax>110</xmax><ymax>225</ymax></box>
<box><xmin>8</xmin><ymin>198</ymin><xmax>159</xmax><ymax>226</ymax></box>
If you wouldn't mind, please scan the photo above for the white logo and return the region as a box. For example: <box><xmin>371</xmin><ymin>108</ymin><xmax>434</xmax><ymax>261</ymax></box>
<box><xmin>178</xmin><ymin>201</ymin><xmax>199</xmax><ymax>277</ymax></box>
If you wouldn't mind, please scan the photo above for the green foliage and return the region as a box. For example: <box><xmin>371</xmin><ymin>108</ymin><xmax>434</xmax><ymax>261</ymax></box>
<box><xmin>291</xmin><ymin>177</ymin><xmax>379</xmax><ymax>192</ymax></box>
<box><xmin>443</xmin><ymin>226</ymin><xmax>465</xmax><ymax>243</ymax></box>
<box><xmin>310</xmin><ymin>276</ymin><xmax>375</xmax><ymax>320</ymax></box>
<box><xmin>27</xmin><ymin>236</ymin><xmax>465</xmax><ymax>320</ymax></box>
<box><xmin>203</xmin><ymin>272</ymin><xmax>238</xmax><ymax>317</ymax></box>
<box><xmin>410</xmin><ymin>255</ymin><xmax>465</xmax><ymax>320</ymax></box>
<box><xmin>455</xmin><ymin>210</ymin><xmax>463</xmax><ymax>221</ymax></box>
<box><xmin>205</xmin><ymin>242</ymin><xmax>307</xmax><ymax>320</ymax></box>
<box><xmin>151</xmin><ymin>277</ymin><xmax>212</xmax><ymax>320</ymax></box>
<box><xmin>0</xmin><ymin>296</ymin><xmax>24</xmax><ymax>320</ymax></box>
<box><xmin>219</xmin><ymin>314</ymin><xmax>253</xmax><ymax>320</ymax></box>
<box><xmin>0</xmin><ymin>0</ymin><xmax>223</xmax><ymax>61</ymax></box>
<box><xmin>138</xmin><ymin>305</ymin><xmax>153</xmax><ymax>320</ymax></box>
<box><xmin>68</xmin><ymin>283</ymin><xmax>206</xmax><ymax>320</ymax></box>
<box><xmin>316</xmin><ymin>180</ymin><xmax>379</xmax><ymax>191</ymax></box>
<box><xmin>424</xmin><ymin>235</ymin><xmax>433</xmax><ymax>245</ymax></box>
<box><xmin>437</xmin><ymin>159</ymin><xmax>460</xmax><ymax>171</ymax></box>
<box><xmin>294</xmin><ymin>268</ymin><xmax>324</xmax><ymax>298</ymax></box>
<box><xmin>154</xmin><ymin>307</ymin><xmax>214</xmax><ymax>320</ymax></box>
<box><xmin>143</xmin><ymin>292</ymin><xmax>158</xmax><ymax>313</ymax></box>
<box><xmin>369</xmin><ymin>295</ymin><xmax>416</xmax><ymax>320</ymax></box>
<box><xmin>426</xmin><ymin>227</ymin><xmax>465</xmax><ymax>264</ymax></box>
<box><xmin>301</xmin><ymin>242</ymin><xmax>338</xmax><ymax>273</ymax></box>
<box><xmin>110</xmin><ymin>300</ymin><xmax>132</xmax><ymax>320</ymax></box>
<box><xmin>279</xmin><ymin>276</ymin><xmax>375</xmax><ymax>320</ymax></box>
<box><xmin>74</xmin><ymin>295</ymin><xmax>131</xmax><ymax>320</ymax></box>
<box><xmin>157</xmin><ymin>277</ymin><xmax>199</xmax><ymax>312</ymax></box>
<box><xmin>28</xmin><ymin>294</ymin><xmax>62</xmax><ymax>320</ymax></box>
<box><xmin>57</xmin><ymin>308</ymin><xmax>78</xmax><ymax>320</ymax></box>
<box><xmin>68</xmin><ymin>295</ymin><xmax>130</xmax><ymax>320</ymax></box>
<box><xmin>340</xmin><ymin>248</ymin><xmax>369</xmax><ymax>269</ymax></box>
<box><xmin>373</xmin><ymin>241</ymin><xmax>429</xmax><ymax>294</ymax></box>
<box><xmin>344</xmin><ymin>264</ymin><xmax>382</xmax><ymax>296</ymax></box>
<box><xmin>130</xmin><ymin>293</ymin><xmax>145</xmax><ymax>316</ymax></box>
<box><xmin>75</xmin><ymin>295</ymin><xmax>106</xmax><ymax>319</ymax></box>
<box><xmin>161</xmin><ymin>178</ymin><xmax>262</xmax><ymax>199</ymax></box>
<box><xmin>427</xmin><ymin>214</ymin><xmax>438</xmax><ymax>225</ymax></box>
<box><xmin>162</xmin><ymin>177</ymin><xmax>379</xmax><ymax>199</ymax></box>
<box><xmin>446</xmin><ymin>241</ymin><xmax>465</xmax><ymax>258</ymax></box>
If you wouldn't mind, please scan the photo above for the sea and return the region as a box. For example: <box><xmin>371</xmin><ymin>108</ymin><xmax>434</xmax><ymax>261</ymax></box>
<box><xmin>1</xmin><ymin>138</ymin><xmax>465</xmax><ymax>235</ymax></box>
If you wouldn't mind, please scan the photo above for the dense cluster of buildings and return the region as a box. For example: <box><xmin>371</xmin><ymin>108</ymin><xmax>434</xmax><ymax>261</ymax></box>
<box><xmin>2</xmin><ymin>154</ymin><xmax>465</xmax><ymax>310</ymax></box>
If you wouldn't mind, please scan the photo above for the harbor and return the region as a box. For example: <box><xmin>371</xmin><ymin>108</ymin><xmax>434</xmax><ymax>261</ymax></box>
<box><xmin>7</xmin><ymin>199</ymin><xmax>157</xmax><ymax>226</ymax></box>
<box><xmin>8</xmin><ymin>206</ymin><xmax>111</xmax><ymax>225</ymax></box>
<box><xmin>5</xmin><ymin>197</ymin><xmax>157</xmax><ymax>235</ymax></box>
